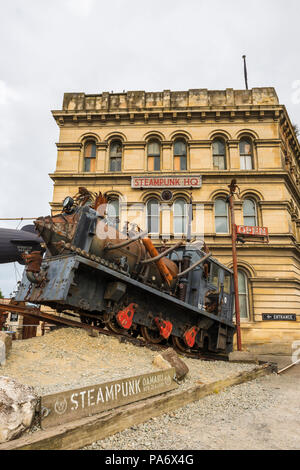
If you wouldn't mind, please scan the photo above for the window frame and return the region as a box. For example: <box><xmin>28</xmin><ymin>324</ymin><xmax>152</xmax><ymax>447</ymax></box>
<box><xmin>173</xmin><ymin>198</ymin><xmax>188</xmax><ymax>236</ymax></box>
<box><xmin>147</xmin><ymin>139</ymin><xmax>161</xmax><ymax>171</ymax></box>
<box><xmin>237</xmin><ymin>269</ymin><xmax>250</xmax><ymax>320</ymax></box>
<box><xmin>212</xmin><ymin>138</ymin><xmax>227</xmax><ymax>170</ymax></box>
<box><xmin>239</xmin><ymin>138</ymin><xmax>254</xmax><ymax>170</ymax></box>
<box><xmin>146</xmin><ymin>198</ymin><xmax>160</xmax><ymax>236</ymax></box>
<box><xmin>109</xmin><ymin>139</ymin><xmax>122</xmax><ymax>172</ymax></box>
<box><xmin>214</xmin><ymin>198</ymin><xmax>229</xmax><ymax>234</ymax></box>
<box><xmin>83</xmin><ymin>140</ymin><xmax>97</xmax><ymax>172</ymax></box>
<box><xmin>243</xmin><ymin>198</ymin><xmax>258</xmax><ymax>227</ymax></box>
<box><xmin>106</xmin><ymin>198</ymin><xmax>120</xmax><ymax>229</ymax></box>
<box><xmin>173</xmin><ymin>138</ymin><xmax>187</xmax><ymax>171</ymax></box>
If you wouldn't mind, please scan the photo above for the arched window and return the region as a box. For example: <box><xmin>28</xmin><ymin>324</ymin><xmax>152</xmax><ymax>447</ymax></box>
<box><xmin>212</xmin><ymin>139</ymin><xmax>226</xmax><ymax>170</ymax></box>
<box><xmin>83</xmin><ymin>141</ymin><xmax>96</xmax><ymax>172</ymax></box>
<box><xmin>215</xmin><ymin>198</ymin><xmax>229</xmax><ymax>233</ymax></box>
<box><xmin>237</xmin><ymin>270</ymin><xmax>250</xmax><ymax>319</ymax></box>
<box><xmin>239</xmin><ymin>138</ymin><xmax>253</xmax><ymax>170</ymax></box>
<box><xmin>147</xmin><ymin>198</ymin><xmax>160</xmax><ymax>234</ymax></box>
<box><xmin>243</xmin><ymin>199</ymin><xmax>257</xmax><ymax>226</ymax></box>
<box><xmin>173</xmin><ymin>199</ymin><xmax>187</xmax><ymax>235</ymax></box>
<box><xmin>174</xmin><ymin>139</ymin><xmax>187</xmax><ymax>171</ymax></box>
<box><xmin>147</xmin><ymin>140</ymin><xmax>160</xmax><ymax>171</ymax></box>
<box><xmin>109</xmin><ymin>140</ymin><xmax>122</xmax><ymax>172</ymax></box>
<box><xmin>107</xmin><ymin>199</ymin><xmax>120</xmax><ymax>229</ymax></box>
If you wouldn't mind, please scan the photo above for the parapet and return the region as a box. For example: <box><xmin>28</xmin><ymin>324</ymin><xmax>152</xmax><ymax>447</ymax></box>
<box><xmin>61</xmin><ymin>88</ymin><xmax>279</xmax><ymax>112</ymax></box>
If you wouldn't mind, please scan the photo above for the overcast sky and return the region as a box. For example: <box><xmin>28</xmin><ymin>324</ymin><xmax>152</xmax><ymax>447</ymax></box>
<box><xmin>1</xmin><ymin>0</ymin><xmax>300</xmax><ymax>296</ymax></box>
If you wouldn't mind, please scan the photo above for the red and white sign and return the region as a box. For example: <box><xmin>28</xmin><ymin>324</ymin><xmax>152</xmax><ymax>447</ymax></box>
<box><xmin>236</xmin><ymin>225</ymin><xmax>269</xmax><ymax>237</ymax></box>
<box><xmin>131</xmin><ymin>175</ymin><xmax>202</xmax><ymax>189</ymax></box>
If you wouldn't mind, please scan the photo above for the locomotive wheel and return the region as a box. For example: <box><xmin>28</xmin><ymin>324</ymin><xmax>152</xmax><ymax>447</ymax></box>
<box><xmin>107</xmin><ymin>316</ymin><xmax>126</xmax><ymax>335</ymax></box>
<box><xmin>140</xmin><ymin>325</ymin><xmax>163</xmax><ymax>344</ymax></box>
<box><xmin>172</xmin><ymin>335</ymin><xmax>191</xmax><ymax>353</ymax></box>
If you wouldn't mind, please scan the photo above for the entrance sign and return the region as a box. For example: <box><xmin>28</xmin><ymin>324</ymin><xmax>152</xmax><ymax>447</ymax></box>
<box><xmin>236</xmin><ymin>225</ymin><xmax>268</xmax><ymax>237</ymax></box>
<box><xmin>40</xmin><ymin>368</ymin><xmax>177</xmax><ymax>429</ymax></box>
<box><xmin>263</xmin><ymin>314</ymin><xmax>296</xmax><ymax>321</ymax></box>
<box><xmin>131</xmin><ymin>175</ymin><xmax>202</xmax><ymax>189</ymax></box>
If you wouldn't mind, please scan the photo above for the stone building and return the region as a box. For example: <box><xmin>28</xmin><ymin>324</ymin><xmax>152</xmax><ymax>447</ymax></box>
<box><xmin>50</xmin><ymin>87</ymin><xmax>300</xmax><ymax>346</ymax></box>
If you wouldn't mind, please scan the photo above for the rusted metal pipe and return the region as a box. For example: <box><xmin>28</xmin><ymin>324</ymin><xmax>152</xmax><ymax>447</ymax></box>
<box><xmin>142</xmin><ymin>238</ymin><xmax>173</xmax><ymax>286</ymax></box>
<box><xmin>176</xmin><ymin>252</ymin><xmax>212</xmax><ymax>279</ymax></box>
<box><xmin>228</xmin><ymin>179</ymin><xmax>242</xmax><ymax>351</ymax></box>
<box><xmin>140</xmin><ymin>241</ymin><xmax>184</xmax><ymax>265</ymax></box>
<box><xmin>104</xmin><ymin>231</ymin><xmax>148</xmax><ymax>251</ymax></box>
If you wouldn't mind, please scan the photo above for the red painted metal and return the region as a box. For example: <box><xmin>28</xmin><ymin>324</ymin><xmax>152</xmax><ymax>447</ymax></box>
<box><xmin>154</xmin><ymin>317</ymin><xmax>173</xmax><ymax>339</ymax></box>
<box><xmin>183</xmin><ymin>326</ymin><xmax>199</xmax><ymax>348</ymax></box>
<box><xmin>116</xmin><ymin>303</ymin><xmax>137</xmax><ymax>330</ymax></box>
<box><xmin>236</xmin><ymin>225</ymin><xmax>268</xmax><ymax>237</ymax></box>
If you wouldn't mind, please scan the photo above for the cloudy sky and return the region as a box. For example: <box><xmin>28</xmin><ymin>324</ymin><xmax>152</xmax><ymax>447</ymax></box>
<box><xmin>0</xmin><ymin>0</ymin><xmax>300</xmax><ymax>296</ymax></box>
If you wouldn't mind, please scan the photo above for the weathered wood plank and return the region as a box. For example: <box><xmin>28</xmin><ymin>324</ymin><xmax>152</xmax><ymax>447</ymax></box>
<box><xmin>41</xmin><ymin>368</ymin><xmax>177</xmax><ymax>429</ymax></box>
<box><xmin>0</xmin><ymin>364</ymin><xmax>273</xmax><ymax>451</ymax></box>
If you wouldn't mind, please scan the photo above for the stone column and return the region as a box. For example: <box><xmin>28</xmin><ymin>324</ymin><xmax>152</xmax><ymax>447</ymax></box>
<box><xmin>161</xmin><ymin>141</ymin><xmax>172</xmax><ymax>171</ymax></box>
<box><xmin>161</xmin><ymin>203</ymin><xmax>172</xmax><ymax>239</ymax></box>
<box><xmin>228</xmin><ymin>140</ymin><xmax>240</xmax><ymax>170</ymax></box>
<box><xmin>96</xmin><ymin>142</ymin><xmax>108</xmax><ymax>172</ymax></box>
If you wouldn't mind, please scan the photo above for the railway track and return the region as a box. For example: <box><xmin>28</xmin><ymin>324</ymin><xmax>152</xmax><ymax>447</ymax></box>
<box><xmin>0</xmin><ymin>302</ymin><xmax>228</xmax><ymax>362</ymax></box>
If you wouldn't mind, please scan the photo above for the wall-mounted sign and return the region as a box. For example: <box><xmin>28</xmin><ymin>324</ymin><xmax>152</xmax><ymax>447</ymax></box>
<box><xmin>131</xmin><ymin>175</ymin><xmax>202</xmax><ymax>189</ymax></box>
<box><xmin>40</xmin><ymin>368</ymin><xmax>177</xmax><ymax>429</ymax></box>
<box><xmin>262</xmin><ymin>314</ymin><xmax>296</xmax><ymax>321</ymax></box>
<box><xmin>236</xmin><ymin>225</ymin><xmax>269</xmax><ymax>237</ymax></box>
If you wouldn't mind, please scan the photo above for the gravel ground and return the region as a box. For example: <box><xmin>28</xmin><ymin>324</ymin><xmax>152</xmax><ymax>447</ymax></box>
<box><xmin>83</xmin><ymin>367</ymin><xmax>300</xmax><ymax>450</ymax></box>
<box><xmin>0</xmin><ymin>327</ymin><xmax>254</xmax><ymax>396</ymax></box>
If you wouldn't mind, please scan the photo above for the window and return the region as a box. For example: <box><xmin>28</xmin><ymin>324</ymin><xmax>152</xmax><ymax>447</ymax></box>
<box><xmin>243</xmin><ymin>199</ymin><xmax>257</xmax><ymax>226</ymax></box>
<box><xmin>212</xmin><ymin>139</ymin><xmax>226</xmax><ymax>170</ymax></box>
<box><xmin>109</xmin><ymin>140</ymin><xmax>122</xmax><ymax>172</ymax></box>
<box><xmin>239</xmin><ymin>138</ymin><xmax>253</xmax><ymax>170</ymax></box>
<box><xmin>173</xmin><ymin>199</ymin><xmax>187</xmax><ymax>235</ymax></box>
<box><xmin>237</xmin><ymin>270</ymin><xmax>249</xmax><ymax>319</ymax></box>
<box><xmin>147</xmin><ymin>198</ymin><xmax>160</xmax><ymax>234</ymax></box>
<box><xmin>174</xmin><ymin>139</ymin><xmax>187</xmax><ymax>171</ymax></box>
<box><xmin>147</xmin><ymin>140</ymin><xmax>160</xmax><ymax>171</ymax></box>
<box><xmin>83</xmin><ymin>141</ymin><xmax>96</xmax><ymax>172</ymax></box>
<box><xmin>215</xmin><ymin>198</ymin><xmax>229</xmax><ymax>233</ymax></box>
<box><xmin>107</xmin><ymin>199</ymin><xmax>120</xmax><ymax>229</ymax></box>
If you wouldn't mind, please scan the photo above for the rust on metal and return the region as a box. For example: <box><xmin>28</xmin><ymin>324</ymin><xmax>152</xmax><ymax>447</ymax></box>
<box><xmin>22</xmin><ymin>251</ymin><xmax>43</xmax><ymax>273</ymax></box>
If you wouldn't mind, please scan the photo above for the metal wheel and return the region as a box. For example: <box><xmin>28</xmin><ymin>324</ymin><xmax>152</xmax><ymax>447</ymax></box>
<box><xmin>172</xmin><ymin>335</ymin><xmax>191</xmax><ymax>353</ymax></box>
<box><xmin>107</xmin><ymin>316</ymin><xmax>124</xmax><ymax>334</ymax></box>
<box><xmin>140</xmin><ymin>325</ymin><xmax>163</xmax><ymax>344</ymax></box>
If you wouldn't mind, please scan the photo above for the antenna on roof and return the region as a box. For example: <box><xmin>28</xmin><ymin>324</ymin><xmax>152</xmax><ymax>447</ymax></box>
<box><xmin>242</xmin><ymin>55</ymin><xmax>249</xmax><ymax>90</ymax></box>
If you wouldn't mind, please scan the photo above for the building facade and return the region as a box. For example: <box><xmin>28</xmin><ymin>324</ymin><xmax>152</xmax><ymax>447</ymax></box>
<box><xmin>50</xmin><ymin>87</ymin><xmax>300</xmax><ymax>346</ymax></box>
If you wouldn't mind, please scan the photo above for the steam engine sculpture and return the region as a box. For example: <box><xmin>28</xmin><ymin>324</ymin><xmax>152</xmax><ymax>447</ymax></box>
<box><xmin>15</xmin><ymin>188</ymin><xmax>236</xmax><ymax>354</ymax></box>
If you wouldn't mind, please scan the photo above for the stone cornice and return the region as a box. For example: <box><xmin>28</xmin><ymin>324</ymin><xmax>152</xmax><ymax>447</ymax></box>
<box><xmin>56</xmin><ymin>142</ymin><xmax>82</xmax><ymax>150</ymax></box>
<box><xmin>52</xmin><ymin>107</ymin><xmax>281</xmax><ymax>128</ymax></box>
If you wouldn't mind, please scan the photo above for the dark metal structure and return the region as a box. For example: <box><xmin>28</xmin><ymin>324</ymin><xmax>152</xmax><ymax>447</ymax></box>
<box><xmin>0</xmin><ymin>225</ymin><xmax>42</xmax><ymax>264</ymax></box>
<box><xmin>13</xmin><ymin>188</ymin><xmax>236</xmax><ymax>354</ymax></box>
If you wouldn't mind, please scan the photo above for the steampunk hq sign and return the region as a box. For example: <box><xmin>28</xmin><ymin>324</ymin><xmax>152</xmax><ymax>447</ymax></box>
<box><xmin>40</xmin><ymin>368</ymin><xmax>177</xmax><ymax>429</ymax></box>
<box><xmin>131</xmin><ymin>175</ymin><xmax>202</xmax><ymax>189</ymax></box>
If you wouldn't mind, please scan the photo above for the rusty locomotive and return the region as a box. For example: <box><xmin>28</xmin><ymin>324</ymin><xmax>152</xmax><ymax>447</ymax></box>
<box><xmin>14</xmin><ymin>188</ymin><xmax>236</xmax><ymax>354</ymax></box>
